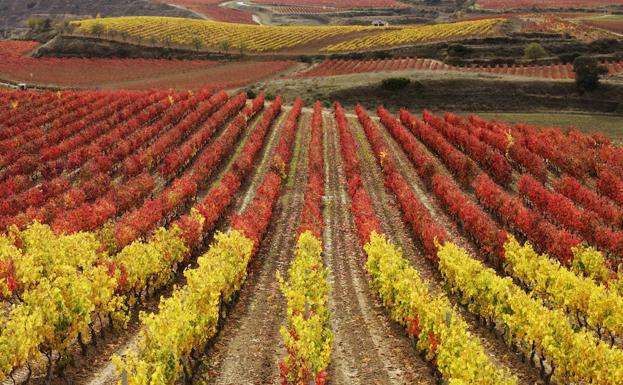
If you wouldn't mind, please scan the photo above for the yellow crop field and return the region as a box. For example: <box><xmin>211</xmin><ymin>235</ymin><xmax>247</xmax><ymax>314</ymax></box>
<box><xmin>71</xmin><ymin>16</ymin><xmax>385</xmax><ymax>53</ymax></box>
<box><xmin>71</xmin><ymin>16</ymin><xmax>505</xmax><ymax>53</ymax></box>
<box><xmin>323</xmin><ymin>18</ymin><xmax>504</xmax><ymax>52</ymax></box>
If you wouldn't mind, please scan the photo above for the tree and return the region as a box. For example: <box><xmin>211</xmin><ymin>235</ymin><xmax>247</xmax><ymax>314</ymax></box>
<box><xmin>219</xmin><ymin>40</ymin><xmax>231</xmax><ymax>53</ymax></box>
<box><xmin>447</xmin><ymin>43</ymin><xmax>471</xmax><ymax>58</ymax></box>
<box><xmin>573</xmin><ymin>56</ymin><xmax>608</xmax><ymax>93</ymax></box>
<box><xmin>524</xmin><ymin>42</ymin><xmax>547</xmax><ymax>61</ymax></box>
<box><xmin>27</xmin><ymin>16</ymin><xmax>42</xmax><ymax>31</ymax></box>
<box><xmin>163</xmin><ymin>36</ymin><xmax>172</xmax><ymax>48</ymax></box>
<box><xmin>238</xmin><ymin>41</ymin><xmax>248</xmax><ymax>56</ymax></box>
<box><xmin>90</xmin><ymin>23</ymin><xmax>105</xmax><ymax>37</ymax></box>
<box><xmin>27</xmin><ymin>16</ymin><xmax>51</xmax><ymax>32</ymax></box>
<box><xmin>54</xmin><ymin>20</ymin><xmax>73</xmax><ymax>35</ymax></box>
<box><xmin>454</xmin><ymin>0</ymin><xmax>474</xmax><ymax>10</ymax></box>
<box><xmin>191</xmin><ymin>36</ymin><xmax>204</xmax><ymax>51</ymax></box>
<box><xmin>381</xmin><ymin>77</ymin><xmax>410</xmax><ymax>91</ymax></box>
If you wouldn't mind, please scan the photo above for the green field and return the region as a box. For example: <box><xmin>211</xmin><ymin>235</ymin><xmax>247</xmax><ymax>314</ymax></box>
<box><xmin>472</xmin><ymin>112</ymin><xmax>623</xmax><ymax>142</ymax></box>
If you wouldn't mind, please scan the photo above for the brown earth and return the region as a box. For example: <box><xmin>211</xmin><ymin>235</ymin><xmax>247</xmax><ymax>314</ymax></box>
<box><xmin>321</xmin><ymin>112</ymin><xmax>436</xmax><ymax>385</ymax></box>
<box><xmin>196</xmin><ymin>111</ymin><xmax>311</xmax><ymax>385</ymax></box>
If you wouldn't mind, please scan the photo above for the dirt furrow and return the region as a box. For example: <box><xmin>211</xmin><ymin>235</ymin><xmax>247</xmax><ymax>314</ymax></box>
<box><xmin>237</xmin><ymin>106</ymin><xmax>291</xmax><ymax>213</ymax></box>
<box><xmin>198</xmin><ymin>111</ymin><xmax>311</xmax><ymax>385</ymax></box>
<box><xmin>199</xmin><ymin>102</ymin><xmax>283</xmax><ymax>201</ymax></box>
<box><xmin>322</xmin><ymin>113</ymin><xmax>435</xmax><ymax>385</ymax></box>
<box><xmin>352</xmin><ymin>115</ymin><xmax>543</xmax><ymax>385</ymax></box>
<box><xmin>348</xmin><ymin>116</ymin><xmax>443</xmax><ymax>284</ymax></box>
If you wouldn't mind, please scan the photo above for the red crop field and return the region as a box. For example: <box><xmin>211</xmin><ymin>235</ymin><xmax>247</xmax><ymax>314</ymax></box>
<box><xmin>270</xmin><ymin>5</ymin><xmax>338</xmax><ymax>14</ymax></box>
<box><xmin>0</xmin><ymin>40</ymin><xmax>293</xmax><ymax>89</ymax></box>
<box><xmin>153</xmin><ymin>0</ymin><xmax>255</xmax><ymax>23</ymax></box>
<box><xmin>521</xmin><ymin>14</ymin><xmax>617</xmax><ymax>40</ymax></box>
<box><xmin>582</xmin><ymin>18</ymin><xmax>623</xmax><ymax>34</ymax></box>
<box><xmin>477</xmin><ymin>0</ymin><xmax>622</xmax><ymax>9</ymax></box>
<box><xmin>294</xmin><ymin>56</ymin><xmax>623</xmax><ymax>79</ymax></box>
<box><xmin>251</xmin><ymin>0</ymin><xmax>405</xmax><ymax>8</ymax></box>
<box><xmin>464</xmin><ymin>12</ymin><xmax>598</xmax><ymax>20</ymax></box>
<box><xmin>3</xmin><ymin>84</ymin><xmax>623</xmax><ymax>385</ymax></box>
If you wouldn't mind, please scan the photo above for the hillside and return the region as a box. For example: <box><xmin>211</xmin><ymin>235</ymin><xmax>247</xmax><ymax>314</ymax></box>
<box><xmin>2</xmin><ymin>4</ymin><xmax>623</xmax><ymax>385</ymax></box>
<box><xmin>2</xmin><ymin>88</ymin><xmax>623</xmax><ymax>385</ymax></box>
<box><xmin>0</xmin><ymin>0</ymin><xmax>197</xmax><ymax>35</ymax></box>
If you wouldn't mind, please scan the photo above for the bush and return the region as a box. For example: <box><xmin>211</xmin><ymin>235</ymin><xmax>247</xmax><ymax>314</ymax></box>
<box><xmin>90</xmin><ymin>23</ymin><xmax>105</xmax><ymax>37</ymax></box>
<box><xmin>573</xmin><ymin>56</ymin><xmax>608</xmax><ymax>93</ymax></box>
<box><xmin>559</xmin><ymin>52</ymin><xmax>582</xmax><ymax>64</ymax></box>
<box><xmin>299</xmin><ymin>55</ymin><xmax>313</xmax><ymax>64</ymax></box>
<box><xmin>524</xmin><ymin>42</ymin><xmax>548</xmax><ymax>61</ymax></box>
<box><xmin>372</xmin><ymin>51</ymin><xmax>391</xmax><ymax>60</ymax></box>
<box><xmin>27</xmin><ymin>16</ymin><xmax>51</xmax><ymax>32</ymax></box>
<box><xmin>381</xmin><ymin>77</ymin><xmax>411</xmax><ymax>91</ymax></box>
<box><xmin>589</xmin><ymin>39</ymin><xmax>621</xmax><ymax>54</ymax></box>
<box><xmin>245</xmin><ymin>88</ymin><xmax>257</xmax><ymax>99</ymax></box>
<box><xmin>447</xmin><ymin>43</ymin><xmax>472</xmax><ymax>57</ymax></box>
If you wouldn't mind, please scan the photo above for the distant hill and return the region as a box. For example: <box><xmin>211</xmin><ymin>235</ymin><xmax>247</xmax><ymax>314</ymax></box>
<box><xmin>0</xmin><ymin>0</ymin><xmax>199</xmax><ymax>34</ymax></box>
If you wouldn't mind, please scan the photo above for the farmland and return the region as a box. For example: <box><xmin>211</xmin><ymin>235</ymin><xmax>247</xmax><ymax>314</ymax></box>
<box><xmin>521</xmin><ymin>14</ymin><xmax>618</xmax><ymax>41</ymax></box>
<box><xmin>476</xmin><ymin>0</ymin><xmax>623</xmax><ymax>9</ymax></box>
<box><xmin>250</xmin><ymin>0</ymin><xmax>404</xmax><ymax>8</ymax></box>
<box><xmin>2</xmin><ymin>1</ymin><xmax>623</xmax><ymax>385</ymax></box>
<box><xmin>268</xmin><ymin>6</ymin><xmax>337</xmax><ymax>14</ymax></box>
<box><xmin>151</xmin><ymin>0</ymin><xmax>255</xmax><ymax>23</ymax></box>
<box><xmin>70</xmin><ymin>17</ymin><xmax>380</xmax><ymax>53</ymax></box>
<box><xmin>2</xmin><ymin>84</ymin><xmax>623</xmax><ymax>385</ymax></box>
<box><xmin>0</xmin><ymin>40</ymin><xmax>294</xmax><ymax>90</ymax></box>
<box><xmin>582</xmin><ymin>15</ymin><xmax>623</xmax><ymax>35</ymax></box>
<box><xmin>68</xmin><ymin>17</ymin><xmax>503</xmax><ymax>53</ymax></box>
<box><xmin>293</xmin><ymin>56</ymin><xmax>623</xmax><ymax>79</ymax></box>
<box><xmin>322</xmin><ymin>18</ymin><xmax>503</xmax><ymax>52</ymax></box>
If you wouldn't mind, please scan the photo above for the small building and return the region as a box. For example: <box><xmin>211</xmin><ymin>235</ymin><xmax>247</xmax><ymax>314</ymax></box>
<box><xmin>17</xmin><ymin>83</ymin><xmax>28</xmax><ymax>91</ymax></box>
<box><xmin>371</xmin><ymin>20</ymin><xmax>389</xmax><ymax>27</ymax></box>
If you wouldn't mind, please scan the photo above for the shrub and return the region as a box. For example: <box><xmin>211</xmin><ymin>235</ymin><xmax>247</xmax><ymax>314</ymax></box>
<box><xmin>381</xmin><ymin>77</ymin><xmax>411</xmax><ymax>91</ymax></box>
<box><xmin>90</xmin><ymin>22</ymin><xmax>105</xmax><ymax>37</ymax></box>
<box><xmin>524</xmin><ymin>42</ymin><xmax>548</xmax><ymax>61</ymax></box>
<box><xmin>299</xmin><ymin>55</ymin><xmax>313</xmax><ymax>64</ymax></box>
<box><xmin>559</xmin><ymin>52</ymin><xmax>581</xmax><ymax>64</ymax></box>
<box><xmin>246</xmin><ymin>88</ymin><xmax>257</xmax><ymax>99</ymax></box>
<box><xmin>447</xmin><ymin>43</ymin><xmax>472</xmax><ymax>57</ymax></box>
<box><xmin>573</xmin><ymin>56</ymin><xmax>608</xmax><ymax>93</ymax></box>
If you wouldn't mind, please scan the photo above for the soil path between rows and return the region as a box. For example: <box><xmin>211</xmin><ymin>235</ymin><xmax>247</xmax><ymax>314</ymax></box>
<box><xmin>322</xmin><ymin>112</ymin><xmax>436</xmax><ymax>385</ymax></box>
<box><xmin>198</xmin><ymin>111</ymin><xmax>311</xmax><ymax>385</ymax></box>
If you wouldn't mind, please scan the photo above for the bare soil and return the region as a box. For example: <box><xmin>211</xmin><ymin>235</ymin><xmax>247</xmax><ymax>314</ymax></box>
<box><xmin>321</xmin><ymin>112</ymin><xmax>436</xmax><ymax>385</ymax></box>
<box><xmin>196</xmin><ymin>112</ymin><xmax>311</xmax><ymax>385</ymax></box>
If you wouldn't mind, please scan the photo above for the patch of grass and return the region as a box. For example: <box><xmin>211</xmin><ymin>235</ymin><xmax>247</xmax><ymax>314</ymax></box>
<box><xmin>471</xmin><ymin>112</ymin><xmax>623</xmax><ymax>143</ymax></box>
